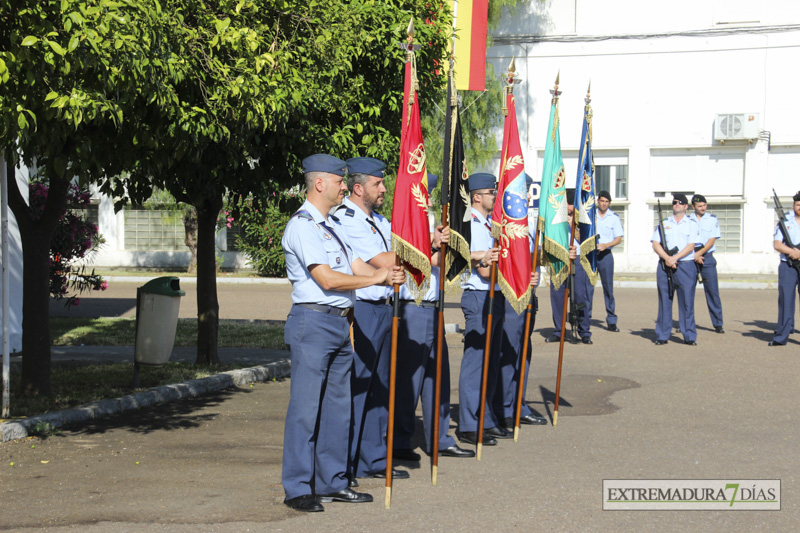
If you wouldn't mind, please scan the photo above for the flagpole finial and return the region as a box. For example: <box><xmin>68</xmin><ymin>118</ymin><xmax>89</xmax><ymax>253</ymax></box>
<box><xmin>550</xmin><ymin>70</ymin><xmax>562</xmax><ymax>103</ymax></box>
<box><xmin>509</xmin><ymin>56</ymin><xmax>516</xmax><ymax>74</ymax></box>
<box><xmin>585</xmin><ymin>81</ymin><xmax>591</xmax><ymax>106</ymax></box>
<box><xmin>407</xmin><ymin>18</ymin><xmax>415</xmax><ymax>43</ymax></box>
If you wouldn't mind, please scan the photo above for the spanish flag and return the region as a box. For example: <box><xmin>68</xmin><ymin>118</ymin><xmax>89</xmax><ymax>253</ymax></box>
<box><xmin>451</xmin><ymin>0</ymin><xmax>489</xmax><ymax>91</ymax></box>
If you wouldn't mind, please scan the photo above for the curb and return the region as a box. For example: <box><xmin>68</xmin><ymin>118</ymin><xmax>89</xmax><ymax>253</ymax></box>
<box><xmin>0</xmin><ymin>359</ymin><xmax>292</xmax><ymax>443</ymax></box>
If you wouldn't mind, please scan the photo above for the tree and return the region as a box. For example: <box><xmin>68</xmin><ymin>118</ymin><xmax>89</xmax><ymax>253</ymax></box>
<box><xmin>100</xmin><ymin>0</ymin><xmax>451</xmax><ymax>364</ymax></box>
<box><xmin>1</xmin><ymin>0</ymin><xmax>175</xmax><ymax>395</ymax></box>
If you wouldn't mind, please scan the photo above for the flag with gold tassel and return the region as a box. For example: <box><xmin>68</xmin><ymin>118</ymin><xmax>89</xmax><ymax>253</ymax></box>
<box><xmin>391</xmin><ymin>42</ymin><xmax>432</xmax><ymax>303</ymax></box>
<box><xmin>575</xmin><ymin>84</ymin><xmax>598</xmax><ymax>285</ymax></box>
<box><xmin>491</xmin><ymin>60</ymin><xmax>531</xmax><ymax>314</ymax></box>
<box><xmin>538</xmin><ymin>74</ymin><xmax>571</xmax><ymax>289</ymax></box>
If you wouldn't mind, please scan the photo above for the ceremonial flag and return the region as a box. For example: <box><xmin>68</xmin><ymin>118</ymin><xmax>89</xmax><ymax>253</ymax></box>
<box><xmin>443</xmin><ymin>79</ymin><xmax>471</xmax><ymax>290</ymax></box>
<box><xmin>392</xmin><ymin>63</ymin><xmax>432</xmax><ymax>303</ymax></box>
<box><xmin>575</xmin><ymin>100</ymin><xmax>598</xmax><ymax>284</ymax></box>
<box><xmin>538</xmin><ymin>84</ymin><xmax>571</xmax><ymax>289</ymax></box>
<box><xmin>450</xmin><ymin>0</ymin><xmax>488</xmax><ymax>91</ymax></box>
<box><xmin>491</xmin><ymin>90</ymin><xmax>531</xmax><ymax>314</ymax></box>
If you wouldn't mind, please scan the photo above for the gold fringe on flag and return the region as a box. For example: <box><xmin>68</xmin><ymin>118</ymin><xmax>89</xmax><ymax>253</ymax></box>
<box><xmin>392</xmin><ymin>234</ymin><xmax>431</xmax><ymax>305</ymax></box>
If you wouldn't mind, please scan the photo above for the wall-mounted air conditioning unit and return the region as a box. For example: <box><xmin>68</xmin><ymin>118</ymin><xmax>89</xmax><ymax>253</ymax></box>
<box><xmin>714</xmin><ymin>113</ymin><xmax>760</xmax><ymax>142</ymax></box>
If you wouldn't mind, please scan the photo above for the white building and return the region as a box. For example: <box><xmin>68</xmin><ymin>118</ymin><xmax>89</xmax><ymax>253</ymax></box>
<box><xmin>486</xmin><ymin>0</ymin><xmax>800</xmax><ymax>274</ymax></box>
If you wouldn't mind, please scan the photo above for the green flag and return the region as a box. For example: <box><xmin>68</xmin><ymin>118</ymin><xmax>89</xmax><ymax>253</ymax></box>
<box><xmin>538</xmin><ymin>100</ymin><xmax>571</xmax><ymax>288</ymax></box>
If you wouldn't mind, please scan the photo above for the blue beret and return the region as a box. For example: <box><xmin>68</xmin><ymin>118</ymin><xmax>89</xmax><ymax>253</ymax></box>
<box><xmin>691</xmin><ymin>194</ymin><xmax>706</xmax><ymax>204</ymax></box>
<box><xmin>524</xmin><ymin>173</ymin><xmax>533</xmax><ymax>188</ymax></box>
<box><xmin>673</xmin><ymin>193</ymin><xmax>689</xmax><ymax>205</ymax></box>
<box><xmin>566</xmin><ymin>188</ymin><xmax>575</xmax><ymax>205</ymax></box>
<box><xmin>346</xmin><ymin>157</ymin><xmax>386</xmax><ymax>178</ymax></box>
<box><xmin>468</xmin><ymin>173</ymin><xmax>496</xmax><ymax>192</ymax></box>
<box><xmin>427</xmin><ymin>173</ymin><xmax>438</xmax><ymax>192</ymax></box>
<box><xmin>302</xmin><ymin>154</ymin><xmax>347</xmax><ymax>176</ymax></box>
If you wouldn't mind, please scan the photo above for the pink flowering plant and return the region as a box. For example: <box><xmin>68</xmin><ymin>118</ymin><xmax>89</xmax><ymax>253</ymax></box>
<box><xmin>228</xmin><ymin>187</ymin><xmax>303</xmax><ymax>277</ymax></box>
<box><xmin>29</xmin><ymin>181</ymin><xmax>108</xmax><ymax>308</ymax></box>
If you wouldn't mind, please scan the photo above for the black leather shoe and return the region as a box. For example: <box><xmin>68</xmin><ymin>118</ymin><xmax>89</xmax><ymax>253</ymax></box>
<box><xmin>545</xmin><ymin>334</ymin><xmax>561</xmax><ymax>343</ymax></box>
<box><xmin>393</xmin><ymin>448</ymin><xmax>421</xmax><ymax>461</ymax></box>
<box><xmin>581</xmin><ymin>337</ymin><xmax>593</xmax><ymax>344</ymax></box>
<box><xmin>714</xmin><ymin>326</ymin><xmax>725</xmax><ymax>333</ymax></box>
<box><xmin>347</xmin><ymin>477</ymin><xmax>358</xmax><ymax>488</ymax></box>
<box><xmin>316</xmin><ymin>488</ymin><xmax>373</xmax><ymax>504</ymax></box>
<box><xmin>284</xmin><ymin>494</ymin><xmax>324</xmax><ymax>512</ymax></box>
<box><xmin>484</xmin><ymin>426</ymin><xmax>513</xmax><ymax>439</ymax></box>
<box><xmin>438</xmin><ymin>445</ymin><xmax>475</xmax><ymax>458</ymax></box>
<box><xmin>367</xmin><ymin>468</ymin><xmax>409</xmax><ymax>480</ymax></box>
<box><xmin>768</xmin><ymin>341</ymin><xmax>784</xmax><ymax>346</ymax></box>
<box><xmin>607</xmin><ymin>324</ymin><xmax>620</xmax><ymax>332</ymax></box>
<box><xmin>684</xmin><ymin>340</ymin><xmax>697</xmax><ymax>346</ymax></box>
<box><xmin>519</xmin><ymin>414</ymin><xmax>548</xmax><ymax>425</ymax></box>
<box><xmin>456</xmin><ymin>431</ymin><xmax>497</xmax><ymax>446</ymax></box>
<box><xmin>655</xmin><ymin>340</ymin><xmax>668</xmax><ymax>345</ymax></box>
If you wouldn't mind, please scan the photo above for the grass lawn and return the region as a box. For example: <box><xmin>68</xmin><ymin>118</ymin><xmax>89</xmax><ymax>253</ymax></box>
<box><xmin>50</xmin><ymin>317</ymin><xmax>285</xmax><ymax>349</ymax></box>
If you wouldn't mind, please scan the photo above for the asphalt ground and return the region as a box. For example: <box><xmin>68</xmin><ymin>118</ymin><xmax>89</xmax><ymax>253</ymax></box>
<box><xmin>1</xmin><ymin>280</ymin><xmax>798</xmax><ymax>531</ymax></box>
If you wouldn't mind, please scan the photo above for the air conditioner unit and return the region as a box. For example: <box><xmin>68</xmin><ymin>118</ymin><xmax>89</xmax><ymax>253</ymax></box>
<box><xmin>714</xmin><ymin>113</ymin><xmax>760</xmax><ymax>141</ymax></box>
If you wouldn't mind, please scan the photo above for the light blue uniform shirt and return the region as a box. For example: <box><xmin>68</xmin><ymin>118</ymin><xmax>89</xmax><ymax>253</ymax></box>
<box><xmin>773</xmin><ymin>213</ymin><xmax>800</xmax><ymax>262</ymax></box>
<box><xmin>688</xmin><ymin>212</ymin><xmax>721</xmax><ymax>253</ymax></box>
<box><xmin>282</xmin><ymin>200</ymin><xmax>359</xmax><ymax>308</ymax></box>
<box><xmin>462</xmin><ymin>208</ymin><xmax>499</xmax><ymax>291</ymax></box>
<box><xmin>335</xmin><ymin>197</ymin><xmax>393</xmax><ymax>301</ymax></box>
<box><xmin>651</xmin><ymin>215</ymin><xmax>702</xmax><ymax>262</ymax></box>
<box><xmin>399</xmin><ymin>266</ymin><xmax>440</xmax><ymax>302</ymax></box>
<box><xmin>597</xmin><ymin>210</ymin><xmax>624</xmax><ymax>245</ymax></box>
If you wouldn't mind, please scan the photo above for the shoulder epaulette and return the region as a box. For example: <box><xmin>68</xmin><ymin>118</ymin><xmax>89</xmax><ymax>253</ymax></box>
<box><xmin>344</xmin><ymin>207</ymin><xmax>355</xmax><ymax>217</ymax></box>
<box><xmin>611</xmin><ymin>211</ymin><xmax>620</xmax><ymax>218</ymax></box>
<box><xmin>709</xmin><ymin>213</ymin><xmax>717</xmax><ymax>218</ymax></box>
<box><xmin>292</xmin><ymin>209</ymin><xmax>314</xmax><ymax>221</ymax></box>
<box><xmin>472</xmin><ymin>214</ymin><xmax>480</xmax><ymax>222</ymax></box>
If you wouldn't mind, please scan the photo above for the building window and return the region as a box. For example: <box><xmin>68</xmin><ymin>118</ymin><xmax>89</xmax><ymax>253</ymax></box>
<box><xmin>652</xmin><ymin>203</ymin><xmax>741</xmax><ymax>253</ymax></box>
<box><xmin>124</xmin><ymin>209</ymin><xmax>186</xmax><ymax>251</ymax></box>
<box><xmin>595</xmin><ymin>164</ymin><xmax>627</xmax><ymax>200</ymax></box>
<box><xmin>608</xmin><ymin>204</ymin><xmax>626</xmax><ymax>254</ymax></box>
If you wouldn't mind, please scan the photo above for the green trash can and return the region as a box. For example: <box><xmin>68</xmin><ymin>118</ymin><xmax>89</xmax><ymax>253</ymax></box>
<box><xmin>134</xmin><ymin>277</ymin><xmax>186</xmax><ymax>386</ymax></box>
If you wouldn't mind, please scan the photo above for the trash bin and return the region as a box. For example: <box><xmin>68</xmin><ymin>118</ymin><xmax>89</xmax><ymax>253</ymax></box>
<box><xmin>134</xmin><ymin>277</ymin><xmax>185</xmax><ymax>386</ymax></box>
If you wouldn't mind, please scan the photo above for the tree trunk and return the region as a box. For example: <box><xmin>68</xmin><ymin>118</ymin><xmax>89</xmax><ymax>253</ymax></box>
<box><xmin>194</xmin><ymin>196</ymin><xmax>222</xmax><ymax>365</ymax></box>
<box><xmin>6</xmin><ymin>159</ymin><xmax>70</xmax><ymax>396</ymax></box>
<box><xmin>183</xmin><ymin>207</ymin><xmax>198</xmax><ymax>274</ymax></box>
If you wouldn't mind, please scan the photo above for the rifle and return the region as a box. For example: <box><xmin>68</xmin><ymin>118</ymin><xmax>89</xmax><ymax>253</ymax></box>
<box><xmin>694</xmin><ymin>244</ymin><xmax>705</xmax><ymax>285</ymax></box>
<box><xmin>772</xmin><ymin>189</ymin><xmax>800</xmax><ymax>278</ymax></box>
<box><xmin>656</xmin><ymin>200</ymin><xmax>679</xmax><ymax>298</ymax></box>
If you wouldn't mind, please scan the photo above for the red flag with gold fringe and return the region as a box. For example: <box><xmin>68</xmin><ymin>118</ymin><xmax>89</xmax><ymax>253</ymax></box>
<box><xmin>391</xmin><ymin>64</ymin><xmax>432</xmax><ymax>303</ymax></box>
<box><xmin>491</xmin><ymin>91</ymin><xmax>532</xmax><ymax>314</ymax></box>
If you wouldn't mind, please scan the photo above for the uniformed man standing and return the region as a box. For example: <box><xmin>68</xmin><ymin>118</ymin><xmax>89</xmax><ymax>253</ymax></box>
<box><xmin>457</xmin><ymin>173</ymin><xmax>510</xmax><ymax>446</ymax></box>
<box><xmin>595</xmin><ymin>190</ymin><xmax>624</xmax><ymax>332</ymax></box>
<box><xmin>651</xmin><ymin>193</ymin><xmax>702</xmax><ymax>346</ymax></box>
<box><xmin>335</xmin><ymin>157</ymin><xmax>409</xmax><ymax>483</ymax></box>
<box><xmin>394</xmin><ymin>175</ymin><xmax>475</xmax><ymax>460</ymax></box>
<box><xmin>281</xmin><ymin>154</ymin><xmax>404</xmax><ymax>512</ymax></box>
<box><xmin>689</xmin><ymin>194</ymin><xmax>724</xmax><ymax>333</ymax></box>
<box><xmin>769</xmin><ymin>191</ymin><xmax>800</xmax><ymax>346</ymax></box>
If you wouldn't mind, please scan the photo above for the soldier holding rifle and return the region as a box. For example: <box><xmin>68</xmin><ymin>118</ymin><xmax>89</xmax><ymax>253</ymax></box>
<box><xmin>769</xmin><ymin>190</ymin><xmax>800</xmax><ymax>346</ymax></box>
<box><xmin>651</xmin><ymin>193</ymin><xmax>702</xmax><ymax>346</ymax></box>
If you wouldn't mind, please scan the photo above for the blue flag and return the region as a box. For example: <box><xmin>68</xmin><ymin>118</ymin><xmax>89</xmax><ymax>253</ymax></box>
<box><xmin>575</xmin><ymin>103</ymin><xmax>598</xmax><ymax>284</ymax></box>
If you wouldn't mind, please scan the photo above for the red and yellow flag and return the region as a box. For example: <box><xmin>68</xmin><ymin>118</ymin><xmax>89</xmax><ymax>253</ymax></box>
<box><xmin>392</xmin><ymin>63</ymin><xmax>432</xmax><ymax>303</ymax></box>
<box><xmin>491</xmin><ymin>91</ymin><xmax>532</xmax><ymax>314</ymax></box>
<box><xmin>451</xmin><ymin>0</ymin><xmax>488</xmax><ymax>91</ymax></box>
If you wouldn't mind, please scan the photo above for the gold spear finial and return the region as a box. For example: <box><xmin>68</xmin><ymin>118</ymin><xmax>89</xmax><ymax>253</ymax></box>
<box><xmin>550</xmin><ymin>70</ymin><xmax>562</xmax><ymax>102</ymax></box>
<box><xmin>585</xmin><ymin>80</ymin><xmax>591</xmax><ymax>106</ymax></box>
<box><xmin>509</xmin><ymin>56</ymin><xmax>516</xmax><ymax>74</ymax></box>
<box><xmin>555</xmin><ymin>70</ymin><xmax>560</xmax><ymax>88</ymax></box>
<box><xmin>407</xmin><ymin>18</ymin><xmax>415</xmax><ymax>43</ymax></box>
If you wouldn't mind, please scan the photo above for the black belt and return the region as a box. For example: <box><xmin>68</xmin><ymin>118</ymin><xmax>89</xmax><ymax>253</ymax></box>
<box><xmin>397</xmin><ymin>299</ymin><xmax>438</xmax><ymax>308</ymax></box>
<box><xmin>296</xmin><ymin>303</ymin><xmax>352</xmax><ymax>317</ymax></box>
<box><xmin>357</xmin><ymin>298</ymin><xmax>391</xmax><ymax>305</ymax></box>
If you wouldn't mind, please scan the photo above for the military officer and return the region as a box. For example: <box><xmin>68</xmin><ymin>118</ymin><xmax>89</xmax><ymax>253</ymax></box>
<box><xmin>456</xmin><ymin>173</ymin><xmax>510</xmax><ymax>446</ymax></box>
<box><xmin>547</xmin><ymin>189</ymin><xmax>583</xmax><ymax>343</ymax></box>
<box><xmin>281</xmin><ymin>154</ymin><xmax>404</xmax><ymax>512</ymax></box>
<box><xmin>393</xmin><ymin>174</ymin><xmax>475</xmax><ymax>460</ymax></box>
<box><xmin>334</xmin><ymin>157</ymin><xmax>409</xmax><ymax>483</ymax></box>
<box><xmin>689</xmin><ymin>194</ymin><xmax>724</xmax><ymax>333</ymax></box>
<box><xmin>595</xmin><ymin>190</ymin><xmax>624</xmax><ymax>331</ymax></box>
<box><xmin>651</xmin><ymin>193</ymin><xmax>702</xmax><ymax>345</ymax></box>
<box><xmin>769</xmin><ymin>191</ymin><xmax>800</xmax><ymax>346</ymax></box>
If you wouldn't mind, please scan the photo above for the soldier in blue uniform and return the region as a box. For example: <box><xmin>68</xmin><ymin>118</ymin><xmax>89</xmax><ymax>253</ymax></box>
<box><xmin>546</xmin><ymin>189</ymin><xmax>582</xmax><ymax>343</ymax></box>
<box><xmin>393</xmin><ymin>174</ymin><xmax>475</xmax><ymax>460</ymax></box>
<box><xmin>769</xmin><ymin>191</ymin><xmax>800</xmax><ymax>346</ymax></box>
<box><xmin>689</xmin><ymin>194</ymin><xmax>724</xmax><ymax>333</ymax></box>
<box><xmin>595</xmin><ymin>190</ymin><xmax>624</xmax><ymax>331</ymax></box>
<box><xmin>281</xmin><ymin>154</ymin><xmax>404</xmax><ymax>512</ymax></box>
<box><xmin>456</xmin><ymin>173</ymin><xmax>511</xmax><ymax>446</ymax></box>
<box><xmin>333</xmin><ymin>157</ymin><xmax>410</xmax><ymax>484</ymax></box>
<box><xmin>651</xmin><ymin>193</ymin><xmax>702</xmax><ymax>345</ymax></box>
